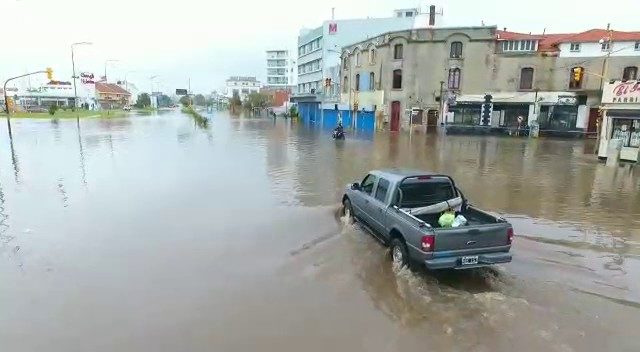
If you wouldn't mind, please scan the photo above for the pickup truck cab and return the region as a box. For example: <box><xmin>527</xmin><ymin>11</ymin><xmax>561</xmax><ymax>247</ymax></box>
<box><xmin>342</xmin><ymin>169</ymin><xmax>513</xmax><ymax>270</ymax></box>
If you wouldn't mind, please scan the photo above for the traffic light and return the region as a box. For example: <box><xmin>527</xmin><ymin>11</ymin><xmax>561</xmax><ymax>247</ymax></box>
<box><xmin>572</xmin><ymin>67</ymin><xmax>583</xmax><ymax>82</ymax></box>
<box><xmin>46</xmin><ymin>67</ymin><xmax>53</xmax><ymax>80</ymax></box>
<box><xmin>325</xmin><ymin>78</ymin><xmax>332</xmax><ymax>87</ymax></box>
<box><xmin>481</xmin><ymin>94</ymin><xmax>493</xmax><ymax>126</ymax></box>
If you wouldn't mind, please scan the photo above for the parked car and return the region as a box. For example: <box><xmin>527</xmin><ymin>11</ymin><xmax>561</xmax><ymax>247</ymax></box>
<box><xmin>342</xmin><ymin>169</ymin><xmax>513</xmax><ymax>270</ymax></box>
<box><xmin>122</xmin><ymin>105</ymin><xmax>131</xmax><ymax>111</ymax></box>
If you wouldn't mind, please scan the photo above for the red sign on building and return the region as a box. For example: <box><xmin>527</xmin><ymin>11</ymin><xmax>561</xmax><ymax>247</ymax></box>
<box><xmin>328</xmin><ymin>23</ymin><xmax>337</xmax><ymax>34</ymax></box>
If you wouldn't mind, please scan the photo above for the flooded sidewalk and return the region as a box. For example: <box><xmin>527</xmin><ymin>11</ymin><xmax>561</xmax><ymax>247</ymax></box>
<box><xmin>0</xmin><ymin>112</ymin><xmax>638</xmax><ymax>351</ymax></box>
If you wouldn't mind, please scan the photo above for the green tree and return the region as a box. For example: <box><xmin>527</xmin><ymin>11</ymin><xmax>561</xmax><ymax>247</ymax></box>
<box><xmin>194</xmin><ymin>94</ymin><xmax>206</xmax><ymax>106</ymax></box>
<box><xmin>242</xmin><ymin>92</ymin><xmax>272</xmax><ymax>109</ymax></box>
<box><xmin>229</xmin><ymin>93</ymin><xmax>242</xmax><ymax>107</ymax></box>
<box><xmin>157</xmin><ymin>94</ymin><xmax>173</xmax><ymax>107</ymax></box>
<box><xmin>135</xmin><ymin>93</ymin><xmax>151</xmax><ymax>108</ymax></box>
<box><xmin>179</xmin><ymin>95</ymin><xmax>191</xmax><ymax>106</ymax></box>
<box><xmin>48</xmin><ymin>104</ymin><xmax>59</xmax><ymax>115</ymax></box>
<box><xmin>288</xmin><ymin>105</ymin><xmax>298</xmax><ymax>118</ymax></box>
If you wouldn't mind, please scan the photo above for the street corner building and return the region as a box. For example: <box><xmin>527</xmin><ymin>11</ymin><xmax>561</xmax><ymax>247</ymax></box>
<box><xmin>598</xmin><ymin>80</ymin><xmax>640</xmax><ymax>162</ymax></box>
<box><xmin>291</xmin><ymin>5</ymin><xmax>444</xmax><ymax>133</ymax></box>
<box><xmin>94</xmin><ymin>83</ymin><xmax>132</xmax><ymax>110</ymax></box>
<box><xmin>320</xmin><ymin>23</ymin><xmax>640</xmax><ymax>137</ymax></box>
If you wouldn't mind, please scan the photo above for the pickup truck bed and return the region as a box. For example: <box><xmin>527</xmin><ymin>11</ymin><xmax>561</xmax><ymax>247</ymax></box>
<box><xmin>413</xmin><ymin>207</ymin><xmax>499</xmax><ymax>228</ymax></box>
<box><xmin>343</xmin><ymin>169</ymin><xmax>513</xmax><ymax>270</ymax></box>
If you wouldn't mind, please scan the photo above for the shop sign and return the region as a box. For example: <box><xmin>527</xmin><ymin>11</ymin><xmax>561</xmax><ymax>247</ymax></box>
<box><xmin>602</xmin><ymin>80</ymin><xmax>640</xmax><ymax>104</ymax></box>
<box><xmin>328</xmin><ymin>23</ymin><xmax>337</xmax><ymax>34</ymax></box>
<box><xmin>81</xmin><ymin>72</ymin><xmax>95</xmax><ymax>84</ymax></box>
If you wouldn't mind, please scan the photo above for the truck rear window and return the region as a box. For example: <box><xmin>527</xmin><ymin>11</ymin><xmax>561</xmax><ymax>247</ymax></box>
<box><xmin>395</xmin><ymin>178</ymin><xmax>455</xmax><ymax>208</ymax></box>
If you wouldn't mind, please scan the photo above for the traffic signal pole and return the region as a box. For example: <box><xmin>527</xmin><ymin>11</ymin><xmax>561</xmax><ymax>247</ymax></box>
<box><xmin>3</xmin><ymin>70</ymin><xmax>48</xmax><ymax>139</ymax></box>
<box><xmin>4</xmin><ymin>70</ymin><xmax>48</xmax><ymax>116</ymax></box>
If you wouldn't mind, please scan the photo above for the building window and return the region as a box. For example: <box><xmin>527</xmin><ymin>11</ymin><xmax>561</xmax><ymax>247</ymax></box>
<box><xmin>394</xmin><ymin>44</ymin><xmax>403</xmax><ymax>59</ymax></box>
<box><xmin>450</xmin><ymin>41</ymin><xmax>463</xmax><ymax>58</ymax></box>
<box><xmin>369</xmin><ymin>48</ymin><xmax>376</xmax><ymax>64</ymax></box>
<box><xmin>635</xmin><ymin>41</ymin><xmax>640</xmax><ymax>51</ymax></box>
<box><xmin>570</xmin><ymin>43</ymin><xmax>581</xmax><ymax>52</ymax></box>
<box><xmin>623</xmin><ymin>66</ymin><xmax>638</xmax><ymax>81</ymax></box>
<box><xmin>343</xmin><ymin>76</ymin><xmax>348</xmax><ymax>93</ymax></box>
<box><xmin>343</xmin><ymin>57</ymin><xmax>349</xmax><ymax>69</ymax></box>
<box><xmin>502</xmin><ymin>40</ymin><xmax>537</xmax><ymax>52</ymax></box>
<box><xmin>612</xmin><ymin>119</ymin><xmax>640</xmax><ymax>148</ymax></box>
<box><xmin>448</xmin><ymin>68</ymin><xmax>461</xmax><ymax>90</ymax></box>
<box><xmin>519</xmin><ymin>67</ymin><xmax>534</xmax><ymax>90</ymax></box>
<box><xmin>392</xmin><ymin>69</ymin><xmax>402</xmax><ymax>89</ymax></box>
<box><xmin>369</xmin><ymin>72</ymin><xmax>375</xmax><ymax>91</ymax></box>
<box><xmin>355</xmin><ymin>51</ymin><xmax>360</xmax><ymax>66</ymax></box>
<box><xmin>569</xmin><ymin>66</ymin><xmax>584</xmax><ymax>89</ymax></box>
<box><xmin>355</xmin><ymin>74</ymin><xmax>360</xmax><ymax>91</ymax></box>
<box><xmin>601</xmin><ymin>41</ymin><xmax>611</xmax><ymax>51</ymax></box>
<box><xmin>405</xmin><ymin>11</ymin><xmax>413</xmax><ymax>17</ymax></box>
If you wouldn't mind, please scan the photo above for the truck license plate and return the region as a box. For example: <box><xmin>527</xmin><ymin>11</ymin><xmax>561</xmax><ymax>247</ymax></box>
<box><xmin>461</xmin><ymin>256</ymin><xmax>479</xmax><ymax>265</ymax></box>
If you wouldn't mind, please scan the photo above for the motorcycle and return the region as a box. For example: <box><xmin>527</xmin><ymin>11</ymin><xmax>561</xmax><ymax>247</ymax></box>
<box><xmin>332</xmin><ymin>129</ymin><xmax>345</xmax><ymax>140</ymax></box>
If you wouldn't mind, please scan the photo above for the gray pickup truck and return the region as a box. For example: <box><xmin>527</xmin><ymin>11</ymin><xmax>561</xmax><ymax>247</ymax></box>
<box><xmin>342</xmin><ymin>169</ymin><xmax>513</xmax><ymax>270</ymax></box>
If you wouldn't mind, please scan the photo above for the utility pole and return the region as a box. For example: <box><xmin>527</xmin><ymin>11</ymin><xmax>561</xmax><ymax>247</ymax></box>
<box><xmin>595</xmin><ymin>23</ymin><xmax>613</xmax><ymax>154</ymax></box>
<box><xmin>439</xmin><ymin>80</ymin><xmax>445</xmax><ymax>125</ymax></box>
<box><xmin>71</xmin><ymin>42</ymin><xmax>92</xmax><ymax>111</ymax></box>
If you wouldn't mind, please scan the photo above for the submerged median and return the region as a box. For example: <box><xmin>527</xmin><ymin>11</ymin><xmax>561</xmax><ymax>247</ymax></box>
<box><xmin>181</xmin><ymin>105</ymin><xmax>209</xmax><ymax>128</ymax></box>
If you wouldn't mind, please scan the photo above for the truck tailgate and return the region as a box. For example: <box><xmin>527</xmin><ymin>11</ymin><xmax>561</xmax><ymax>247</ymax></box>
<box><xmin>434</xmin><ymin>224</ymin><xmax>509</xmax><ymax>251</ymax></box>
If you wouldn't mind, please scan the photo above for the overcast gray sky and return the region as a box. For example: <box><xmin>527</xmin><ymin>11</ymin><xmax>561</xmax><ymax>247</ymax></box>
<box><xmin>0</xmin><ymin>0</ymin><xmax>637</xmax><ymax>94</ymax></box>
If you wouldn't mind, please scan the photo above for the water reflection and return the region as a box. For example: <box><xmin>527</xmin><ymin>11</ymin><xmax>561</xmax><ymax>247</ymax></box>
<box><xmin>8</xmin><ymin>129</ymin><xmax>19</xmax><ymax>184</ymax></box>
<box><xmin>0</xmin><ymin>112</ymin><xmax>638</xmax><ymax>352</ymax></box>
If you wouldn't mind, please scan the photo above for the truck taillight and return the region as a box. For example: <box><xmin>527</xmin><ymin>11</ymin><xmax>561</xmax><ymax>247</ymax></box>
<box><xmin>507</xmin><ymin>228</ymin><xmax>514</xmax><ymax>245</ymax></box>
<box><xmin>421</xmin><ymin>235</ymin><xmax>435</xmax><ymax>251</ymax></box>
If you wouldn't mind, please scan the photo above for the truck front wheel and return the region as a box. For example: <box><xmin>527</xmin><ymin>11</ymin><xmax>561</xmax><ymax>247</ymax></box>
<box><xmin>390</xmin><ymin>239</ymin><xmax>409</xmax><ymax>268</ymax></box>
<box><xmin>342</xmin><ymin>198</ymin><xmax>355</xmax><ymax>224</ymax></box>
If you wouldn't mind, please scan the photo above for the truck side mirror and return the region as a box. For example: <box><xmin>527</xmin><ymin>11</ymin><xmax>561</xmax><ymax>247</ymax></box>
<box><xmin>351</xmin><ymin>182</ymin><xmax>360</xmax><ymax>190</ymax></box>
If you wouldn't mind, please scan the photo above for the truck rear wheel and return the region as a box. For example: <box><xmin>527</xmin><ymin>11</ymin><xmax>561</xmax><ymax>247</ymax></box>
<box><xmin>390</xmin><ymin>239</ymin><xmax>409</xmax><ymax>268</ymax></box>
<box><xmin>342</xmin><ymin>198</ymin><xmax>355</xmax><ymax>224</ymax></box>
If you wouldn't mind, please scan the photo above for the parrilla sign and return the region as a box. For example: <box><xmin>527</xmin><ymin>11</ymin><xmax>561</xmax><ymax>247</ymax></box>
<box><xmin>602</xmin><ymin>80</ymin><xmax>640</xmax><ymax>104</ymax></box>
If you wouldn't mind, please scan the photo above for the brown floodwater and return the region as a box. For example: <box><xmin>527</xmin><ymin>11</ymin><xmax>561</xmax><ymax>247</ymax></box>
<box><xmin>1</xmin><ymin>111</ymin><xmax>638</xmax><ymax>351</ymax></box>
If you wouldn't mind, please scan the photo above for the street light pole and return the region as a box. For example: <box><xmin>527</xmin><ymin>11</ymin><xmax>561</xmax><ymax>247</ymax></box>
<box><xmin>71</xmin><ymin>42</ymin><xmax>92</xmax><ymax>110</ymax></box>
<box><xmin>4</xmin><ymin>70</ymin><xmax>48</xmax><ymax>137</ymax></box>
<box><xmin>104</xmin><ymin>59</ymin><xmax>119</xmax><ymax>83</ymax></box>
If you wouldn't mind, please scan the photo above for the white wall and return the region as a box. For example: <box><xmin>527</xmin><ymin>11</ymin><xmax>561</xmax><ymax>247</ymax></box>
<box><xmin>225</xmin><ymin>81</ymin><xmax>260</xmax><ymax>98</ymax></box>
<box><xmin>576</xmin><ymin>104</ymin><xmax>589</xmax><ymax>129</ymax></box>
<box><xmin>559</xmin><ymin>41</ymin><xmax>640</xmax><ymax>58</ymax></box>
<box><xmin>296</xmin><ymin>15</ymin><xmax>422</xmax><ymax>93</ymax></box>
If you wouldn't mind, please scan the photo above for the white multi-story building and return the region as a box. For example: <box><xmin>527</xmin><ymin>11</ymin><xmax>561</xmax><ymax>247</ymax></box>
<box><xmin>225</xmin><ymin>76</ymin><xmax>261</xmax><ymax>100</ymax></box>
<box><xmin>295</xmin><ymin>5</ymin><xmax>443</xmax><ymax>97</ymax></box>
<box><xmin>265</xmin><ymin>50</ymin><xmax>296</xmax><ymax>88</ymax></box>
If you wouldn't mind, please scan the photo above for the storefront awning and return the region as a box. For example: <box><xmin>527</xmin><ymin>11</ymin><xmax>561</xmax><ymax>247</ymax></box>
<box><xmin>606</xmin><ymin>109</ymin><xmax>640</xmax><ymax>118</ymax></box>
<box><xmin>455</xmin><ymin>91</ymin><xmax>578</xmax><ymax>104</ymax></box>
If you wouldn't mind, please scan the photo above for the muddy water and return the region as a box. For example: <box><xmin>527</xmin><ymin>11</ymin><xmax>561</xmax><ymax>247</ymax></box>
<box><xmin>0</xmin><ymin>112</ymin><xmax>638</xmax><ymax>351</ymax></box>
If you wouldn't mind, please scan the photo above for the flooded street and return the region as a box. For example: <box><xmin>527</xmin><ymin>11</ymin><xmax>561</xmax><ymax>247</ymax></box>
<box><xmin>1</xmin><ymin>111</ymin><xmax>639</xmax><ymax>351</ymax></box>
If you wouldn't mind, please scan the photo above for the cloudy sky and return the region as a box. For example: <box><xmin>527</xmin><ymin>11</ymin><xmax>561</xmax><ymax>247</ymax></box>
<box><xmin>0</xmin><ymin>0</ymin><xmax>637</xmax><ymax>94</ymax></box>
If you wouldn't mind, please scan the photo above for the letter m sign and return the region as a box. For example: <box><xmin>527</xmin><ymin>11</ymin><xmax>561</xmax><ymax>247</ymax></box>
<box><xmin>328</xmin><ymin>23</ymin><xmax>337</xmax><ymax>34</ymax></box>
